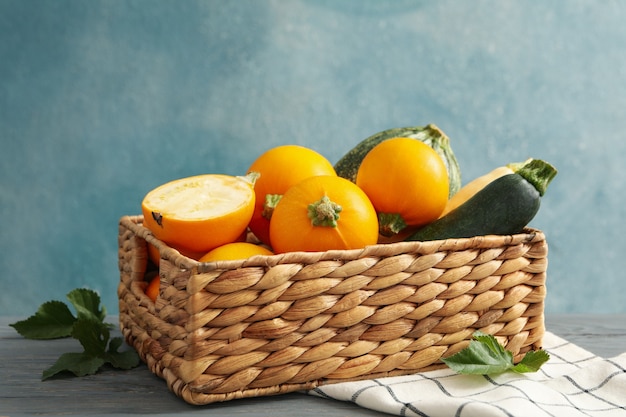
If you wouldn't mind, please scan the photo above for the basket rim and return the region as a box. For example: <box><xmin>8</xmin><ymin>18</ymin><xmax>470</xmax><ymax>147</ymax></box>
<box><xmin>119</xmin><ymin>214</ymin><xmax>545</xmax><ymax>272</ymax></box>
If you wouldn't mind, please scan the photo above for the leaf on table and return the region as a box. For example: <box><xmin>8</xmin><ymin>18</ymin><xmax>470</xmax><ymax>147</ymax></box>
<box><xmin>71</xmin><ymin>317</ymin><xmax>110</xmax><ymax>356</ymax></box>
<box><xmin>442</xmin><ymin>331</ymin><xmax>549</xmax><ymax>375</ymax></box>
<box><xmin>473</xmin><ymin>332</ymin><xmax>512</xmax><ymax>358</ymax></box>
<box><xmin>42</xmin><ymin>352</ymin><xmax>106</xmax><ymax>380</ymax></box>
<box><xmin>512</xmin><ymin>349</ymin><xmax>551</xmax><ymax>373</ymax></box>
<box><xmin>441</xmin><ymin>340</ymin><xmax>513</xmax><ymax>375</ymax></box>
<box><xmin>42</xmin><ymin>325</ymin><xmax>139</xmax><ymax>380</ymax></box>
<box><xmin>108</xmin><ymin>336</ymin><xmax>123</xmax><ymax>352</ymax></box>
<box><xmin>105</xmin><ymin>337</ymin><xmax>141</xmax><ymax>369</ymax></box>
<box><xmin>9</xmin><ymin>300</ymin><xmax>76</xmax><ymax>339</ymax></box>
<box><xmin>13</xmin><ymin>286</ymin><xmax>141</xmax><ymax>380</ymax></box>
<box><xmin>66</xmin><ymin>288</ymin><xmax>107</xmax><ymax>323</ymax></box>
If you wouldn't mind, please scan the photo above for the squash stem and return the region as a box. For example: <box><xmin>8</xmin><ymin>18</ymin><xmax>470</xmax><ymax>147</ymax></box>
<box><xmin>262</xmin><ymin>194</ymin><xmax>283</xmax><ymax>220</ymax></box>
<box><xmin>378</xmin><ymin>213</ymin><xmax>407</xmax><ymax>237</ymax></box>
<box><xmin>308</xmin><ymin>195</ymin><xmax>342</xmax><ymax>227</ymax></box>
<box><xmin>513</xmin><ymin>159</ymin><xmax>558</xmax><ymax>196</ymax></box>
<box><xmin>419</xmin><ymin>124</ymin><xmax>462</xmax><ymax>197</ymax></box>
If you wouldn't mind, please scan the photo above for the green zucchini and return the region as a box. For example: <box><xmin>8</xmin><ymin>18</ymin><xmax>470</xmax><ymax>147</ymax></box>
<box><xmin>405</xmin><ymin>159</ymin><xmax>557</xmax><ymax>241</ymax></box>
<box><xmin>334</xmin><ymin>124</ymin><xmax>462</xmax><ymax>197</ymax></box>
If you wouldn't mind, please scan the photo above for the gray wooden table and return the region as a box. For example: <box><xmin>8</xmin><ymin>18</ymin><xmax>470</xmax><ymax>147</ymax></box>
<box><xmin>2</xmin><ymin>314</ymin><xmax>625</xmax><ymax>416</ymax></box>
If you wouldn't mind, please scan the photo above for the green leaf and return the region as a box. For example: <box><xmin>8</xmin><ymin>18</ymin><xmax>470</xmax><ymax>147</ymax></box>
<box><xmin>472</xmin><ymin>332</ymin><xmax>511</xmax><ymax>358</ymax></box>
<box><xmin>66</xmin><ymin>288</ymin><xmax>107</xmax><ymax>323</ymax></box>
<box><xmin>15</xmin><ymin>286</ymin><xmax>141</xmax><ymax>380</ymax></box>
<box><xmin>9</xmin><ymin>301</ymin><xmax>76</xmax><ymax>339</ymax></box>
<box><xmin>42</xmin><ymin>352</ymin><xmax>106</xmax><ymax>380</ymax></box>
<box><xmin>442</xmin><ymin>338</ymin><xmax>513</xmax><ymax>375</ymax></box>
<box><xmin>512</xmin><ymin>349</ymin><xmax>550</xmax><ymax>373</ymax></box>
<box><xmin>108</xmin><ymin>336</ymin><xmax>123</xmax><ymax>352</ymax></box>
<box><xmin>442</xmin><ymin>331</ymin><xmax>549</xmax><ymax>375</ymax></box>
<box><xmin>71</xmin><ymin>318</ymin><xmax>110</xmax><ymax>357</ymax></box>
<box><xmin>105</xmin><ymin>337</ymin><xmax>140</xmax><ymax>370</ymax></box>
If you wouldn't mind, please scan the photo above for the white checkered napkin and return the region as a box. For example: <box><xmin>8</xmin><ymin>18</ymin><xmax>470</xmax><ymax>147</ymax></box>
<box><xmin>309</xmin><ymin>332</ymin><xmax>626</xmax><ymax>417</ymax></box>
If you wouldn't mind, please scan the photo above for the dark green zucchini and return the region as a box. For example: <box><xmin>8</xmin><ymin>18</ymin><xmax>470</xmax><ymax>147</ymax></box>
<box><xmin>406</xmin><ymin>159</ymin><xmax>557</xmax><ymax>241</ymax></box>
<box><xmin>334</xmin><ymin>124</ymin><xmax>462</xmax><ymax>197</ymax></box>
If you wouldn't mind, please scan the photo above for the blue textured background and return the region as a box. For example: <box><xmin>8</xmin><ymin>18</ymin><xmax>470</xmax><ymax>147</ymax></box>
<box><xmin>1</xmin><ymin>0</ymin><xmax>625</xmax><ymax>316</ymax></box>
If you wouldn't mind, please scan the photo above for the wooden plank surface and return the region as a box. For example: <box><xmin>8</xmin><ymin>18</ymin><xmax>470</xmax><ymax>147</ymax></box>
<box><xmin>2</xmin><ymin>314</ymin><xmax>625</xmax><ymax>416</ymax></box>
<box><xmin>544</xmin><ymin>314</ymin><xmax>626</xmax><ymax>358</ymax></box>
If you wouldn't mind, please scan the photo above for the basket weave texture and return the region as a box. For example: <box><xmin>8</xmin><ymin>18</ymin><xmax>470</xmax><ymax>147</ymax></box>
<box><xmin>118</xmin><ymin>215</ymin><xmax>548</xmax><ymax>405</ymax></box>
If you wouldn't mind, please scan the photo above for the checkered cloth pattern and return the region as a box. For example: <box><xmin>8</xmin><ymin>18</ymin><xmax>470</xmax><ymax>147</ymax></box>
<box><xmin>309</xmin><ymin>332</ymin><xmax>626</xmax><ymax>416</ymax></box>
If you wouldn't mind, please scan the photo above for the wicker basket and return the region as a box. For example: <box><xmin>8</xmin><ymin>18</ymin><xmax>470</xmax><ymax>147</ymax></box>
<box><xmin>118</xmin><ymin>214</ymin><xmax>547</xmax><ymax>405</ymax></box>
